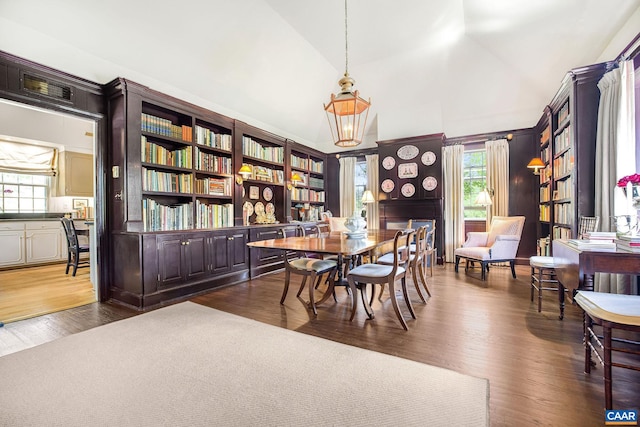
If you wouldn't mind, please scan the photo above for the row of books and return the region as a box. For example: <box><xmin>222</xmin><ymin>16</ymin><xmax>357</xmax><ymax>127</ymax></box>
<box><xmin>194</xmin><ymin>148</ymin><xmax>232</xmax><ymax>174</ymax></box>
<box><xmin>554</xmin><ymin>202</ymin><xmax>573</xmax><ymax>225</ymax></box>
<box><xmin>195</xmin><ymin>201</ymin><xmax>234</xmax><ymax>229</ymax></box>
<box><xmin>194</xmin><ymin>177</ymin><xmax>232</xmax><ymax>197</ymax></box>
<box><xmin>141</xmin><ymin>136</ymin><xmax>192</xmax><ymax>168</ymax></box>
<box><xmin>537</xmin><ymin>236</ymin><xmax>550</xmax><ymax>256</ymax></box>
<box><xmin>555</xmin><ymin>177</ymin><xmax>573</xmax><ymax>200</ymax></box>
<box><xmin>308</xmin><ymin>176</ymin><xmax>324</xmax><ymax>189</ymax></box>
<box><xmin>242</xmin><ymin>136</ymin><xmax>284</xmax><ymax>164</ymax></box>
<box><xmin>142</xmin><ymin>199</ymin><xmax>193</xmax><ymax>231</ymax></box>
<box><xmin>539</xmin><ymin>204</ymin><xmax>550</xmax><ymax>221</ymax></box>
<box><xmin>290</xmin><ymin>155</ymin><xmax>309</xmax><ymax>170</ymax></box>
<box><xmin>290</xmin><ymin>188</ymin><xmax>325</xmax><ymax>202</ymax></box>
<box><xmin>540</xmin><ymin>125</ymin><xmax>550</xmax><ymax>146</ymax></box>
<box><xmin>553</xmin><ymin>149</ymin><xmax>573</xmax><ymax>178</ymax></box>
<box><xmin>249</xmin><ymin>164</ymin><xmax>285</xmax><ymax>184</ymax></box>
<box><xmin>553</xmin><ymin>225</ymin><xmax>572</xmax><ymax>240</ymax></box>
<box><xmin>194</xmin><ymin>125</ymin><xmax>232</xmax><ymax>151</ymax></box>
<box><xmin>310</xmin><ymin>159</ymin><xmax>324</xmax><ymax>174</ymax></box>
<box><xmin>554</xmin><ymin>125</ymin><xmax>571</xmax><ymax>153</ymax></box>
<box><xmin>142</xmin><ymin>168</ymin><xmax>192</xmax><ymax>193</ymax></box>
<box><xmin>557</xmin><ymin>102</ymin><xmax>569</xmax><ymax>125</ymax></box>
<box><xmin>141</xmin><ymin>113</ymin><xmax>193</xmax><ymax>142</ymax></box>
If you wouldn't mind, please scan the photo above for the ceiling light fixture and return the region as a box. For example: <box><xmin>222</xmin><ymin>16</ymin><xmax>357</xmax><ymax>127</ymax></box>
<box><xmin>324</xmin><ymin>0</ymin><xmax>371</xmax><ymax>148</ymax></box>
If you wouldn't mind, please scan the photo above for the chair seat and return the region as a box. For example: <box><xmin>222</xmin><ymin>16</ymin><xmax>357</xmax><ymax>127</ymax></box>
<box><xmin>454</xmin><ymin>247</ymin><xmax>491</xmax><ymax>261</ymax></box>
<box><xmin>529</xmin><ymin>255</ymin><xmax>556</xmax><ymax>269</ymax></box>
<box><xmin>377</xmin><ymin>252</ymin><xmax>414</xmax><ymax>265</ymax></box>
<box><xmin>348</xmin><ymin>263</ymin><xmax>405</xmax><ymax>279</ymax></box>
<box><xmin>288</xmin><ymin>258</ymin><xmax>337</xmax><ymax>273</ymax></box>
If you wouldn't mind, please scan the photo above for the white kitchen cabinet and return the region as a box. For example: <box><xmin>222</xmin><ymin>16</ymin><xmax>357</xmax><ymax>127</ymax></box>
<box><xmin>25</xmin><ymin>221</ymin><xmax>63</xmax><ymax>264</ymax></box>
<box><xmin>0</xmin><ymin>222</ymin><xmax>26</xmax><ymax>267</ymax></box>
<box><xmin>57</xmin><ymin>151</ymin><xmax>94</xmax><ymax>197</ymax></box>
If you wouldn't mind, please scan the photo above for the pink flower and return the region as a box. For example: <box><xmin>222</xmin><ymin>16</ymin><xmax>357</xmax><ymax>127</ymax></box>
<box><xmin>617</xmin><ymin>174</ymin><xmax>640</xmax><ymax>187</ymax></box>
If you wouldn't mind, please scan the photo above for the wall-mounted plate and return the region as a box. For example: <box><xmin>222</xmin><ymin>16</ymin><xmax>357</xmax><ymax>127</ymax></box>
<box><xmin>401</xmin><ymin>183</ymin><xmax>415</xmax><ymax>197</ymax></box>
<box><xmin>397</xmin><ymin>144</ymin><xmax>419</xmax><ymax>160</ymax></box>
<box><xmin>382</xmin><ymin>156</ymin><xmax>396</xmax><ymax>170</ymax></box>
<box><xmin>421</xmin><ymin>151</ymin><xmax>437</xmax><ymax>166</ymax></box>
<box><xmin>381</xmin><ymin>179</ymin><xmax>395</xmax><ymax>193</ymax></box>
<box><xmin>423</xmin><ymin>176</ymin><xmax>438</xmax><ymax>191</ymax></box>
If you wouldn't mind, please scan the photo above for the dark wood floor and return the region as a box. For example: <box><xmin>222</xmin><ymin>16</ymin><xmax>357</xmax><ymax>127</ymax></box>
<box><xmin>1</xmin><ymin>263</ymin><xmax>638</xmax><ymax>426</ymax></box>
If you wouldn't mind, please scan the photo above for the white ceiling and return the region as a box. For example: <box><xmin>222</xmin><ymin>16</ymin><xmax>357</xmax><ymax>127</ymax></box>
<box><xmin>0</xmin><ymin>0</ymin><xmax>639</xmax><ymax>153</ymax></box>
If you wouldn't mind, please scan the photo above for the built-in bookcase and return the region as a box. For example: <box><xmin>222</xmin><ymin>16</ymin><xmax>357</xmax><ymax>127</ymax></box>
<box><xmin>533</xmin><ymin>63</ymin><xmax>608</xmax><ymax>253</ymax></box>
<box><xmin>289</xmin><ymin>147</ymin><xmax>325</xmax><ymax>222</ymax></box>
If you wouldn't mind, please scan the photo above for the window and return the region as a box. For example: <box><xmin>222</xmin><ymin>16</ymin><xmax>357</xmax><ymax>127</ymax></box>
<box><xmin>463</xmin><ymin>149</ymin><xmax>487</xmax><ymax>219</ymax></box>
<box><xmin>355</xmin><ymin>159</ymin><xmax>367</xmax><ymax>216</ymax></box>
<box><xmin>0</xmin><ymin>173</ymin><xmax>48</xmax><ymax>213</ymax></box>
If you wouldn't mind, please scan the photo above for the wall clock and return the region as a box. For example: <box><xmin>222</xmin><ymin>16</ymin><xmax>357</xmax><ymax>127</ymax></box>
<box><xmin>401</xmin><ymin>183</ymin><xmax>416</xmax><ymax>197</ymax></box>
<box><xmin>397</xmin><ymin>163</ymin><xmax>418</xmax><ymax>179</ymax></box>
<box><xmin>381</xmin><ymin>179</ymin><xmax>395</xmax><ymax>193</ymax></box>
<box><xmin>382</xmin><ymin>156</ymin><xmax>396</xmax><ymax>170</ymax></box>
<box><xmin>422</xmin><ymin>176</ymin><xmax>438</xmax><ymax>191</ymax></box>
<box><xmin>421</xmin><ymin>151</ymin><xmax>437</xmax><ymax>166</ymax></box>
<box><xmin>397</xmin><ymin>145</ymin><xmax>419</xmax><ymax>160</ymax></box>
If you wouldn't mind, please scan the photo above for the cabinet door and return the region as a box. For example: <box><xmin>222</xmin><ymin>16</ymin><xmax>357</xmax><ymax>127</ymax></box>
<box><xmin>210</xmin><ymin>233</ymin><xmax>231</xmax><ymax>274</ymax></box>
<box><xmin>183</xmin><ymin>233</ymin><xmax>208</xmax><ymax>280</ymax></box>
<box><xmin>57</xmin><ymin>151</ymin><xmax>94</xmax><ymax>197</ymax></box>
<box><xmin>156</xmin><ymin>234</ymin><xmax>184</xmax><ymax>288</ymax></box>
<box><xmin>26</xmin><ymin>228</ymin><xmax>61</xmax><ymax>264</ymax></box>
<box><xmin>0</xmin><ymin>230</ymin><xmax>25</xmax><ymax>267</ymax></box>
<box><xmin>228</xmin><ymin>230</ymin><xmax>249</xmax><ymax>271</ymax></box>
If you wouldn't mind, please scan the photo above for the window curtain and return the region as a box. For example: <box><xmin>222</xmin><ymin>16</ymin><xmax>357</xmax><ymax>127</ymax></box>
<box><xmin>594</xmin><ymin>60</ymin><xmax>637</xmax><ymax>294</ymax></box>
<box><xmin>443</xmin><ymin>145</ymin><xmax>465</xmax><ymax>263</ymax></box>
<box><xmin>0</xmin><ymin>141</ymin><xmax>57</xmax><ymax>176</ymax></box>
<box><xmin>365</xmin><ymin>154</ymin><xmax>379</xmax><ymax>229</ymax></box>
<box><xmin>339</xmin><ymin>156</ymin><xmax>356</xmax><ymax>217</ymax></box>
<box><xmin>485</xmin><ymin>139</ymin><xmax>509</xmax><ymax>227</ymax></box>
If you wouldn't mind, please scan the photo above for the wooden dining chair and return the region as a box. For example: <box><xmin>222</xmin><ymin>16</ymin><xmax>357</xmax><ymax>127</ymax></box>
<box><xmin>60</xmin><ymin>217</ymin><xmax>90</xmax><ymax>276</ymax></box>
<box><xmin>279</xmin><ymin>225</ymin><xmax>338</xmax><ymax>315</ymax></box>
<box><xmin>347</xmin><ymin>229</ymin><xmax>415</xmax><ymax>330</ymax></box>
<box><xmin>377</xmin><ymin>225</ymin><xmax>430</xmax><ymax>303</ymax></box>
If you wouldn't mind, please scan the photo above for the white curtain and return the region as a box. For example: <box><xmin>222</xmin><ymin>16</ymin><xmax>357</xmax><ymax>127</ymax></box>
<box><xmin>339</xmin><ymin>156</ymin><xmax>356</xmax><ymax>217</ymax></box>
<box><xmin>485</xmin><ymin>139</ymin><xmax>509</xmax><ymax>226</ymax></box>
<box><xmin>365</xmin><ymin>154</ymin><xmax>379</xmax><ymax>229</ymax></box>
<box><xmin>594</xmin><ymin>60</ymin><xmax>637</xmax><ymax>294</ymax></box>
<box><xmin>0</xmin><ymin>141</ymin><xmax>58</xmax><ymax>175</ymax></box>
<box><xmin>443</xmin><ymin>145</ymin><xmax>465</xmax><ymax>263</ymax></box>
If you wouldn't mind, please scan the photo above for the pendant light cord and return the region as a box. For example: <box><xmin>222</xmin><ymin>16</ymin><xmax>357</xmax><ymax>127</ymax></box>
<box><xmin>344</xmin><ymin>0</ymin><xmax>349</xmax><ymax>75</ymax></box>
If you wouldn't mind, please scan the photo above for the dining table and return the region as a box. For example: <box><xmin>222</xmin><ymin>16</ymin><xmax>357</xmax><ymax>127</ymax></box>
<box><xmin>247</xmin><ymin>228</ymin><xmax>402</xmax><ymax>313</ymax></box>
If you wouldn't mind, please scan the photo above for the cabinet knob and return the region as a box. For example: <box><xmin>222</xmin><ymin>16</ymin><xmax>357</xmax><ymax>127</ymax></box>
<box><xmin>228</xmin><ymin>237</ymin><xmax>234</xmax><ymax>241</ymax></box>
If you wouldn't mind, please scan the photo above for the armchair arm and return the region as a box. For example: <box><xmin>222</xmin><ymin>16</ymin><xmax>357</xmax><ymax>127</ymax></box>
<box><xmin>489</xmin><ymin>235</ymin><xmax>521</xmax><ymax>259</ymax></box>
<box><xmin>463</xmin><ymin>232</ymin><xmax>489</xmax><ymax>247</ymax></box>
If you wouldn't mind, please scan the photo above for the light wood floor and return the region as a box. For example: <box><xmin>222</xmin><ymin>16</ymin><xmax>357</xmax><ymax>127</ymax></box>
<box><xmin>1</xmin><ymin>263</ymin><xmax>638</xmax><ymax>426</ymax></box>
<box><xmin>0</xmin><ymin>263</ymin><xmax>95</xmax><ymax>324</ymax></box>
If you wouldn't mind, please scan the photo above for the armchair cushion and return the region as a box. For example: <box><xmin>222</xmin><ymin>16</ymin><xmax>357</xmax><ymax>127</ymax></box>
<box><xmin>487</xmin><ymin>217</ymin><xmax>524</xmax><ymax>246</ymax></box>
<box><xmin>328</xmin><ymin>217</ymin><xmax>349</xmax><ymax>232</ymax></box>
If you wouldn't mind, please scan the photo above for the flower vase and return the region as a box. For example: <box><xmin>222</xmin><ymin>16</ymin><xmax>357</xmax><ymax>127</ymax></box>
<box><xmin>344</xmin><ymin>213</ymin><xmax>365</xmax><ymax>233</ymax></box>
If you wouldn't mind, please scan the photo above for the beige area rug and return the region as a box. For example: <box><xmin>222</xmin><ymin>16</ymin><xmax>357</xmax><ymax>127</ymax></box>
<box><xmin>0</xmin><ymin>302</ymin><xmax>489</xmax><ymax>426</ymax></box>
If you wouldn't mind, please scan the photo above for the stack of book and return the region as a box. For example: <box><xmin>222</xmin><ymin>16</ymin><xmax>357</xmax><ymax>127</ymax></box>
<box><xmin>583</xmin><ymin>231</ymin><xmax>617</xmax><ymax>242</ymax></box>
<box><xmin>566</xmin><ymin>239</ymin><xmax>617</xmax><ymax>251</ymax></box>
<box><xmin>615</xmin><ymin>235</ymin><xmax>640</xmax><ymax>253</ymax></box>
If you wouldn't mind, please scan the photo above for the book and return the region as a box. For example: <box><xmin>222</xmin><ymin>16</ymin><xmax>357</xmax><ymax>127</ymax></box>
<box><xmin>567</xmin><ymin>239</ymin><xmax>617</xmax><ymax>251</ymax></box>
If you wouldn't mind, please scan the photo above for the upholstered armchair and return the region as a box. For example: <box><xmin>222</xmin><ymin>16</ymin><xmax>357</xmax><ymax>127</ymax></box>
<box><xmin>454</xmin><ymin>216</ymin><xmax>525</xmax><ymax>280</ymax></box>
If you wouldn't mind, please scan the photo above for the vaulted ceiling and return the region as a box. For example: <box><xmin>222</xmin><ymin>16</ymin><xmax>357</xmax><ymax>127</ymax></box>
<box><xmin>0</xmin><ymin>0</ymin><xmax>639</xmax><ymax>153</ymax></box>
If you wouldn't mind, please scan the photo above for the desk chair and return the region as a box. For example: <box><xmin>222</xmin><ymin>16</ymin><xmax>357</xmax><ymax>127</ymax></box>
<box><xmin>575</xmin><ymin>291</ymin><xmax>640</xmax><ymax>409</ymax></box>
<box><xmin>60</xmin><ymin>218</ymin><xmax>90</xmax><ymax>276</ymax></box>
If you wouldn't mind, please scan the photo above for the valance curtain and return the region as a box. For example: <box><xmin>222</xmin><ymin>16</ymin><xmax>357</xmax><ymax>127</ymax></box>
<box><xmin>339</xmin><ymin>156</ymin><xmax>356</xmax><ymax>217</ymax></box>
<box><xmin>365</xmin><ymin>154</ymin><xmax>379</xmax><ymax>229</ymax></box>
<box><xmin>594</xmin><ymin>60</ymin><xmax>637</xmax><ymax>294</ymax></box>
<box><xmin>0</xmin><ymin>141</ymin><xmax>57</xmax><ymax>176</ymax></box>
<box><xmin>443</xmin><ymin>145</ymin><xmax>465</xmax><ymax>263</ymax></box>
<box><xmin>485</xmin><ymin>139</ymin><xmax>509</xmax><ymax>227</ymax></box>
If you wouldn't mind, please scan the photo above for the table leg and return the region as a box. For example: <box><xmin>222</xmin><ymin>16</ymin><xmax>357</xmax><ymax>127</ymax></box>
<box><xmin>604</xmin><ymin>325</ymin><xmax>613</xmax><ymax>410</ymax></box>
<box><xmin>558</xmin><ymin>283</ymin><xmax>565</xmax><ymax>320</ymax></box>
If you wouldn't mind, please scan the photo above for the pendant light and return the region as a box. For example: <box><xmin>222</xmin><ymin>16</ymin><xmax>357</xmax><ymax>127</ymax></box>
<box><xmin>324</xmin><ymin>0</ymin><xmax>371</xmax><ymax>148</ymax></box>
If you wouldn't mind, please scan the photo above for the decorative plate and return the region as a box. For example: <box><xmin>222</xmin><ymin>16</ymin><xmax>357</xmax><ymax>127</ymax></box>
<box><xmin>243</xmin><ymin>201</ymin><xmax>254</xmax><ymax>216</ymax></box>
<box><xmin>381</xmin><ymin>179</ymin><xmax>395</xmax><ymax>193</ymax></box>
<box><xmin>421</xmin><ymin>151</ymin><xmax>437</xmax><ymax>166</ymax></box>
<box><xmin>263</xmin><ymin>187</ymin><xmax>273</xmax><ymax>201</ymax></box>
<box><xmin>423</xmin><ymin>176</ymin><xmax>438</xmax><ymax>191</ymax></box>
<box><xmin>397</xmin><ymin>162</ymin><xmax>418</xmax><ymax>179</ymax></box>
<box><xmin>382</xmin><ymin>156</ymin><xmax>396</xmax><ymax>170</ymax></box>
<box><xmin>254</xmin><ymin>201</ymin><xmax>265</xmax><ymax>215</ymax></box>
<box><xmin>401</xmin><ymin>183</ymin><xmax>416</xmax><ymax>197</ymax></box>
<box><xmin>265</xmin><ymin>202</ymin><xmax>275</xmax><ymax>215</ymax></box>
<box><xmin>397</xmin><ymin>144</ymin><xmax>419</xmax><ymax>160</ymax></box>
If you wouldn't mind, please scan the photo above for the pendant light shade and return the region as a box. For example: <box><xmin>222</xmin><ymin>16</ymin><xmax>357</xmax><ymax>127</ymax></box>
<box><xmin>324</xmin><ymin>0</ymin><xmax>370</xmax><ymax>148</ymax></box>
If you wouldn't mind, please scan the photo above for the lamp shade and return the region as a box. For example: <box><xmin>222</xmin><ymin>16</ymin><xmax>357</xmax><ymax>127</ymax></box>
<box><xmin>238</xmin><ymin>164</ymin><xmax>252</xmax><ymax>178</ymax></box>
<box><xmin>361</xmin><ymin>190</ymin><xmax>375</xmax><ymax>204</ymax></box>
<box><xmin>474</xmin><ymin>188</ymin><xmax>493</xmax><ymax>206</ymax></box>
<box><xmin>291</xmin><ymin>172</ymin><xmax>302</xmax><ymax>183</ymax></box>
<box><xmin>527</xmin><ymin>157</ymin><xmax>545</xmax><ymax>175</ymax></box>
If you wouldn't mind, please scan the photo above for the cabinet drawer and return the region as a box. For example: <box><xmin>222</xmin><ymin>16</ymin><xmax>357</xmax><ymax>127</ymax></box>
<box><xmin>0</xmin><ymin>222</ymin><xmax>25</xmax><ymax>231</ymax></box>
<box><xmin>26</xmin><ymin>221</ymin><xmax>62</xmax><ymax>230</ymax></box>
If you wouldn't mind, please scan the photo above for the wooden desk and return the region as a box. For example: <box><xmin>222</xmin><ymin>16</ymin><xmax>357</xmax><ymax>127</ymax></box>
<box><xmin>247</xmin><ymin>229</ymin><xmax>401</xmax><ymax>312</ymax></box>
<box><xmin>552</xmin><ymin>239</ymin><xmax>640</xmax><ymax>319</ymax></box>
